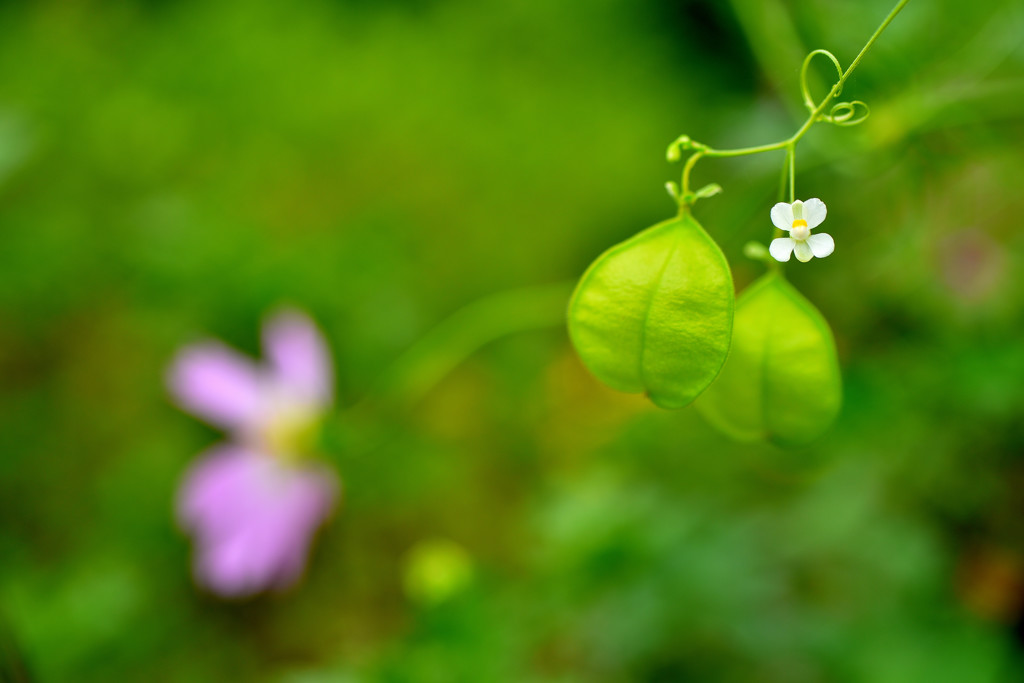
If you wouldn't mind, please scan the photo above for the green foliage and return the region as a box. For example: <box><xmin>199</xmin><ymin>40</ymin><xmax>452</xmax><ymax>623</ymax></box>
<box><xmin>697</xmin><ymin>272</ymin><xmax>841</xmax><ymax>445</ymax></box>
<box><xmin>568</xmin><ymin>213</ymin><xmax>734</xmax><ymax>409</ymax></box>
<box><xmin>1</xmin><ymin>0</ymin><xmax>1023</xmax><ymax>680</ymax></box>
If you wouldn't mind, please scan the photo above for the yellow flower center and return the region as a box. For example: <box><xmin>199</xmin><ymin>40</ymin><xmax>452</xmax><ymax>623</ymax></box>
<box><xmin>790</xmin><ymin>218</ymin><xmax>810</xmax><ymax>241</ymax></box>
<box><xmin>265</xmin><ymin>411</ymin><xmax>321</xmax><ymax>461</ymax></box>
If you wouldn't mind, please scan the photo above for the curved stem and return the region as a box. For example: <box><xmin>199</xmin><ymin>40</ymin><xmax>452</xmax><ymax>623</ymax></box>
<box><xmin>702</xmin><ymin>140</ymin><xmax>791</xmax><ymax>158</ymax></box>
<box><xmin>841</xmin><ymin>0</ymin><xmax>910</xmax><ymax>90</ymax></box>
<box><xmin>678</xmin><ymin>0</ymin><xmax>909</xmax><ymax>179</ymax></box>
<box><xmin>680</xmin><ymin>149</ymin><xmax>705</xmax><ymax>205</ymax></box>
<box><xmin>346</xmin><ymin>281</ymin><xmax>573</xmax><ymax>417</ymax></box>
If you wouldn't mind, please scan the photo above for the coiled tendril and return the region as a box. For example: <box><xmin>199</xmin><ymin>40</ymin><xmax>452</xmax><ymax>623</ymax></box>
<box><xmin>800</xmin><ymin>49</ymin><xmax>871</xmax><ymax>127</ymax></box>
<box><xmin>662</xmin><ymin>0</ymin><xmax>910</xmax><ymax>214</ymax></box>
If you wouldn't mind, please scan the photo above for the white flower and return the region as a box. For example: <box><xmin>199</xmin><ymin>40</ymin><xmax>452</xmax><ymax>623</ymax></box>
<box><xmin>768</xmin><ymin>198</ymin><xmax>834</xmax><ymax>263</ymax></box>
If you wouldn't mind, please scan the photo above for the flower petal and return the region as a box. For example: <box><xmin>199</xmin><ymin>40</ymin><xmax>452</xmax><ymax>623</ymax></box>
<box><xmin>178</xmin><ymin>446</ymin><xmax>339</xmax><ymax>597</ymax></box>
<box><xmin>178</xmin><ymin>445</ymin><xmax>268</xmax><ymax>537</ymax></box>
<box><xmin>770</xmin><ymin>202</ymin><xmax>794</xmax><ymax>231</ymax></box>
<box><xmin>263</xmin><ymin>310</ymin><xmax>333</xmax><ymax>407</ymax></box>
<box><xmin>803</xmin><ymin>198</ymin><xmax>827</xmax><ymax>229</ymax></box>
<box><xmin>769</xmin><ymin>237</ymin><xmax>795</xmax><ymax>262</ymax></box>
<box><xmin>793</xmin><ymin>240</ymin><xmax>814</xmax><ymax>262</ymax></box>
<box><xmin>168</xmin><ymin>343</ymin><xmax>267</xmax><ymax>430</ymax></box>
<box><xmin>807</xmin><ymin>232</ymin><xmax>834</xmax><ymax>258</ymax></box>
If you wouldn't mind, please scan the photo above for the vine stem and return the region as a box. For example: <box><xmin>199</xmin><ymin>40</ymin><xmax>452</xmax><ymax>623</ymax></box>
<box><xmin>766</xmin><ymin>144</ymin><xmax>796</xmax><ymax>273</ymax></box>
<box><xmin>787</xmin><ymin>144</ymin><xmax>796</xmax><ymax>203</ymax></box>
<box><xmin>678</xmin><ymin>0</ymin><xmax>909</xmax><ymax>203</ymax></box>
<box><xmin>776</xmin><ymin>146</ymin><xmax>790</xmax><ymax>202</ymax></box>
<box><xmin>680</xmin><ymin>149</ymin><xmax>705</xmax><ymax>200</ymax></box>
<box><xmin>345</xmin><ymin>281</ymin><xmax>573</xmax><ymax>417</ymax></box>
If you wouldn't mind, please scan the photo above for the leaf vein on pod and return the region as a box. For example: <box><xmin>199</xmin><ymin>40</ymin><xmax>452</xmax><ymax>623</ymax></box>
<box><xmin>636</xmin><ymin>227</ymin><xmax>682</xmax><ymax>392</ymax></box>
<box><xmin>758</xmin><ymin>288</ymin><xmax>776</xmax><ymax>442</ymax></box>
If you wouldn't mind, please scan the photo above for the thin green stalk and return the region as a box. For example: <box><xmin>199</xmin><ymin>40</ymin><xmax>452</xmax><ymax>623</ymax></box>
<box><xmin>704</xmin><ymin>140</ymin><xmax>792</xmax><ymax>158</ymax></box>
<box><xmin>680</xmin><ymin>149</ymin><xmax>705</xmax><ymax>202</ymax></box>
<box><xmin>347</xmin><ymin>281</ymin><xmax>574</xmax><ymax>416</ymax></box>
<box><xmin>776</xmin><ymin>146</ymin><xmax>791</xmax><ymax>202</ymax></box>
<box><xmin>787</xmin><ymin>144</ymin><xmax>796</xmax><ymax>203</ymax></box>
<box><xmin>676</xmin><ymin>0</ymin><xmax>910</xmax><ymax>208</ymax></box>
<box><xmin>841</xmin><ymin>0</ymin><xmax>910</xmax><ymax>90</ymax></box>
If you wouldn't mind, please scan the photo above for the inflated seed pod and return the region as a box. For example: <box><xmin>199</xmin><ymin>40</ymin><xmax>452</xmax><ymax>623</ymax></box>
<box><xmin>568</xmin><ymin>213</ymin><xmax>734</xmax><ymax>409</ymax></box>
<box><xmin>696</xmin><ymin>271</ymin><xmax>841</xmax><ymax>445</ymax></box>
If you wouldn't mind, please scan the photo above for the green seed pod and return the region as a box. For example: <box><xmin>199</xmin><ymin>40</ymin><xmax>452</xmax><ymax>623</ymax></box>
<box><xmin>696</xmin><ymin>272</ymin><xmax>841</xmax><ymax>445</ymax></box>
<box><xmin>568</xmin><ymin>213</ymin><xmax>734</xmax><ymax>409</ymax></box>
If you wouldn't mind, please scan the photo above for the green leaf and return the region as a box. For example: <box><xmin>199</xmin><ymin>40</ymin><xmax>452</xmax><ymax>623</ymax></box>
<box><xmin>696</xmin><ymin>272</ymin><xmax>841</xmax><ymax>445</ymax></box>
<box><xmin>568</xmin><ymin>213</ymin><xmax>734</xmax><ymax>409</ymax></box>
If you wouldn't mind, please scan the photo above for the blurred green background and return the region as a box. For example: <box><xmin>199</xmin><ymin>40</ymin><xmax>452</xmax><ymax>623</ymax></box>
<box><xmin>2</xmin><ymin>0</ymin><xmax>1024</xmax><ymax>680</ymax></box>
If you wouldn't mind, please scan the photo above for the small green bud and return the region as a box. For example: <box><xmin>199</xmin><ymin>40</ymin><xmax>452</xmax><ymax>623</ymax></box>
<box><xmin>695</xmin><ymin>183</ymin><xmax>722</xmax><ymax>199</ymax></box>
<box><xmin>743</xmin><ymin>241</ymin><xmax>770</xmax><ymax>261</ymax></box>
<box><xmin>403</xmin><ymin>538</ymin><xmax>474</xmax><ymax>605</ymax></box>
<box><xmin>666</xmin><ymin>134</ymin><xmax>693</xmax><ymax>162</ymax></box>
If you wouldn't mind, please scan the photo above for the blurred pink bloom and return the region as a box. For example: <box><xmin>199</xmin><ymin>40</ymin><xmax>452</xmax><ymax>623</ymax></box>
<box><xmin>178</xmin><ymin>445</ymin><xmax>337</xmax><ymax>597</ymax></box>
<box><xmin>169</xmin><ymin>310</ymin><xmax>334</xmax><ymax>450</ymax></box>
<box><xmin>169</xmin><ymin>310</ymin><xmax>339</xmax><ymax>597</ymax></box>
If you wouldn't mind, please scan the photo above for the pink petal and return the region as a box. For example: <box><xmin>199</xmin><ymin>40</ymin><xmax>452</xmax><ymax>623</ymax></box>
<box><xmin>177</xmin><ymin>445</ymin><xmax>266</xmax><ymax>537</ymax></box>
<box><xmin>168</xmin><ymin>343</ymin><xmax>268</xmax><ymax>431</ymax></box>
<box><xmin>262</xmin><ymin>310</ymin><xmax>333</xmax><ymax>408</ymax></box>
<box><xmin>178</xmin><ymin>446</ymin><xmax>338</xmax><ymax>597</ymax></box>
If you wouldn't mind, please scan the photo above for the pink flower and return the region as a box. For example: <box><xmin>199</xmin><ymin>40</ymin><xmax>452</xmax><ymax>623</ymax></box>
<box><xmin>178</xmin><ymin>445</ymin><xmax>337</xmax><ymax>597</ymax></box>
<box><xmin>169</xmin><ymin>310</ymin><xmax>339</xmax><ymax>598</ymax></box>
<box><xmin>169</xmin><ymin>310</ymin><xmax>334</xmax><ymax>452</ymax></box>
